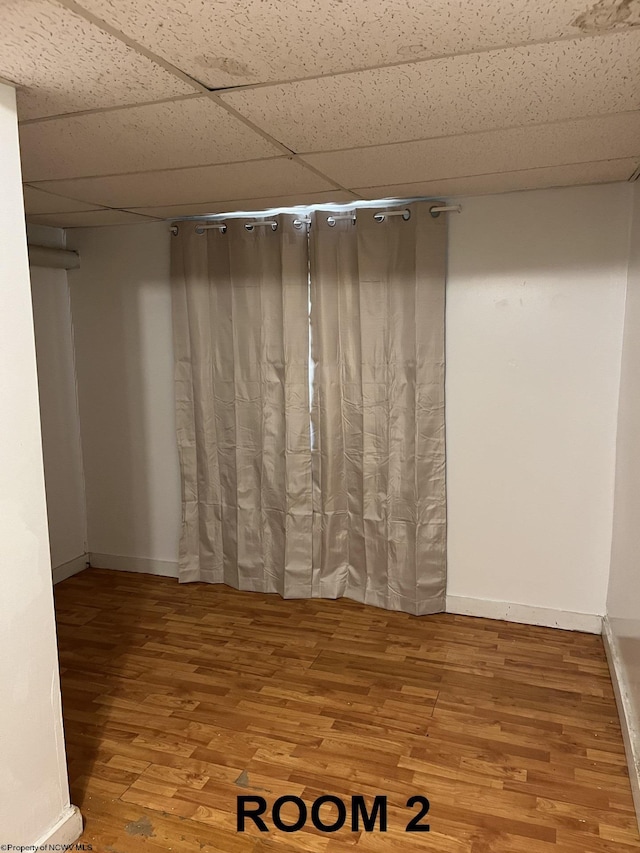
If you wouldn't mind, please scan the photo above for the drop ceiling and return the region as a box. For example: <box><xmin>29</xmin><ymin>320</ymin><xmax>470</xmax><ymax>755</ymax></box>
<box><xmin>2</xmin><ymin>0</ymin><xmax>639</xmax><ymax>227</ymax></box>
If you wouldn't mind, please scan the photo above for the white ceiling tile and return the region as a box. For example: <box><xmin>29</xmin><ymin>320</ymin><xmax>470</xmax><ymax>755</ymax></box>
<box><xmin>301</xmin><ymin>113</ymin><xmax>640</xmax><ymax>188</ymax></box>
<box><xmin>222</xmin><ymin>32</ymin><xmax>640</xmax><ymax>152</ymax></box>
<box><xmin>129</xmin><ymin>190</ymin><xmax>357</xmax><ymax>219</ymax></box>
<box><xmin>354</xmin><ymin>159</ymin><xmax>639</xmax><ymax>200</ymax></box>
<box><xmin>19</xmin><ymin>97</ymin><xmax>281</xmax><ymax>182</ymax></box>
<box><xmin>26</xmin><ymin>209</ymin><xmax>160</xmax><ymax>227</ymax></box>
<box><xmin>31</xmin><ymin>158</ymin><xmax>337</xmax><ymax>209</ymax></box>
<box><xmin>75</xmin><ymin>0</ymin><xmax>607</xmax><ymax>87</ymax></box>
<box><xmin>22</xmin><ymin>185</ymin><xmax>99</xmax><ymax>214</ymax></box>
<box><xmin>0</xmin><ymin>0</ymin><xmax>194</xmax><ymax>120</ymax></box>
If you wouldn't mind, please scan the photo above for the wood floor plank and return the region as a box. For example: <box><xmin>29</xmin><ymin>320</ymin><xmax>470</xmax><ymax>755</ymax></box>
<box><xmin>53</xmin><ymin>568</ymin><xmax>640</xmax><ymax>852</ymax></box>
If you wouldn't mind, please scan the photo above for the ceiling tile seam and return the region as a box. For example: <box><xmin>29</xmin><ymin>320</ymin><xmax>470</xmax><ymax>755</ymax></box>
<box><xmin>52</xmin><ymin>0</ymin><xmax>208</xmax><ymax>93</ymax></box>
<box><xmin>27</xmin><ymin>211</ymin><xmax>162</xmax><ymax>225</ymax></box>
<box><xmin>24</xmin><ymin>183</ymin><xmax>169</xmax><ymax>217</ymax></box>
<box><xmin>26</xmin><ymin>203</ymin><xmax>159</xmax><ymax>219</ymax></box>
<box><xmin>82</xmin><ymin>204</ymin><xmax>161</xmax><ymax>220</ymax></box>
<box><xmin>289</xmin><ymin>157</ymin><xmax>361</xmax><ymax>199</ymax></box>
<box><xmin>205</xmin><ymin>92</ymin><xmax>293</xmax><ymax>157</ymax></box>
<box><xmin>19</xmin><ymin>93</ymin><xmax>204</xmax><ymax>126</ymax></box>
<box><xmin>206</xmin><ymin>92</ymin><xmax>358</xmax><ymax>197</ymax></box>
<box><xmin>109</xmin><ymin>209</ymin><xmax>162</xmax><ymax>221</ymax></box>
<box><xmin>22</xmin><ymin>183</ymin><xmax>111</xmax><ymax>212</ymax></box>
<box><xmin>26</xmin><ymin>201</ymin><xmax>158</xmax><ymax>218</ymax></box>
<box><xmin>26</xmin><ymin>207</ymin><xmax>105</xmax><ymax>215</ymax></box>
<box><xmin>293</xmin><ymin>109</ymin><xmax>640</xmax><ymax>158</ymax></box>
<box><xmin>24</xmin><ymin>155</ymin><xmax>290</xmax><ymax>186</ymax></box>
<box><xmin>211</xmin><ymin>28</ymin><xmax>638</xmax><ymax>94</ymax></box>
<box><xmin>346</xmin><ymin>156</ymin><xmax>640</xmax><ymax>191</ymax></box>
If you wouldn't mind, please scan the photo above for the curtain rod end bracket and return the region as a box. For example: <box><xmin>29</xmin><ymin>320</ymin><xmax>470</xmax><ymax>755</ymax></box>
<box><xmin>430</xmin><ymin>204</ymin><xmax>462</xmax><ymax>217</ymax></box>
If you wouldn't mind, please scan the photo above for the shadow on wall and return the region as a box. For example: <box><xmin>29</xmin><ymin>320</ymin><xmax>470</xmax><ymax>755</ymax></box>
<box><xmin>66</xmin><ymin>222</ymin><xmax>181</xmax><ymax>570</ymax></box>
<box><xmin>28</xmin><ymin>225</ymin><xmax>88</xmax><ymax>571</ymax></box>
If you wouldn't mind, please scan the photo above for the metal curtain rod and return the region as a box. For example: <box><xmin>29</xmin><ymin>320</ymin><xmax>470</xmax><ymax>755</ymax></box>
<box><xmin>170</xmin><ymin>220</ymin><xmax>280</xmax><ymax>235</ymax></box>
<box><xmin>374</xmin><ymin>205</ymin><xmax>463</xmax><ymax>219</ymax></box>
<box><xmin>326</xmin><ymin>204</ymin><xmax>462</xmax><ymax>226</ymax></box>
<box><xmin>169</xmin><ymin>203</ymin><xmax>463</xmax><ymax>234</ymax></box>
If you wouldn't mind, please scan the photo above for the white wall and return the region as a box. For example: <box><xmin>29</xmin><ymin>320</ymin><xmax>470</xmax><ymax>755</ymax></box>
<box><xmin>68</xmin><ymin>222</ymin><xmax>180</xmax><ymax>570</ymax></box>
<box><xmin>446</xmin><ymin>183</ymin><xmax>632</xmax><ymax>629</ymax></box>
<box><xmin>606</xmin><ymin>179</ymin><xmax>640</xmax><ymax>812</ymax></box>
<box><xmin>29</xmin><ymin>224</ymin><xmax>87</xmax><ymax>573</ymax></box>
<box><xmin>0</xmin><ymin>83</ymin><xmax>78</xmax><ymax>846</ymax></box>
<box><xmin>68</xmin><ymin>184</ymin><xmax>632</xmax><ymax>629</ymax></box>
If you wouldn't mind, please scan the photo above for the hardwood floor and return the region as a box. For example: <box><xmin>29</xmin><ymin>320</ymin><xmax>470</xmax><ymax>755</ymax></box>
<box><xmin>54</xmin><ymin>568</ymin><xmax>640</xmax><ymax>852</ymax></box>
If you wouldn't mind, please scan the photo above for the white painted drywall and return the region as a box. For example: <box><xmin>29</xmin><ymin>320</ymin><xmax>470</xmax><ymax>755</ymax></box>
<box><xmin>68</xmin><ymin>222</ymin><xmax>181</xmax><ymax>565</ymax></box>
<box><xmin>29</xmin><ymin>224</ymin><xmax>87</xmax><ymax>570</ymax></box>
<box><xmin>68</xmin><ymin>184</ymin><xmax>631</xmax><ymax>624</ymax></box>
<box><xmin>0</xmin><ymin>83</ymin><xmax>75</xmax><ymax>845</ymax></box>
<box><xmin>446</xmin><ymin>183</ymin><xmax>631</xmax><ymax>620</ymax></box>
<box><xmin>607</xmin><ymin>179</ymin><xmax>640</xmax><ymax>792</ymax></box>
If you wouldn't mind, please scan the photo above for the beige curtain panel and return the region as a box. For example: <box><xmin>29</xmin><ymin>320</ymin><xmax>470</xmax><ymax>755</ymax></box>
<box><xmin>171</xmin><ymin>201</ymin><xmax>447</xmax><ymax>615</ymax></box>
<box><xmin>171</xmin><ymin>215</ymin><xmax>313</xmax><ymax>596</ymax></box>
<box><xmin>310</xmin><ymin>204</ymin><xmax>447</xmax><ymax>615</ymax></box>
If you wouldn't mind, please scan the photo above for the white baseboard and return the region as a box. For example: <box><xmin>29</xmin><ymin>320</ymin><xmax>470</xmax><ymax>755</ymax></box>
<box><xmin>89</xmin><ymin>552</ymin><xmax>179</xmax><ymax>578</ymax></box>
<box><xmin>52</xmin><ymin>553</ymin><xmax>89</xmax><ymax>585</ymax></box>
<box><xmin>33</xmin><ymin>805</ymin><xmax>83</xmax><ymax>847</ymax></box>
<box><xmin>446</xmin><ymin>594</ymin><xmax>603</xmax><ymax>634</ymax></box>
<box><xmin>602</xmin><ymin>616</ymin><xmax>640</xmax><ymax>832</ymax></box>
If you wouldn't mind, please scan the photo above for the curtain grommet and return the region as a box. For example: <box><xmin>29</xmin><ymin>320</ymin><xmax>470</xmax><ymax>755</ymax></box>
<box><xmin>195</xmin><ymin>223</ymin><xmax>227</xmax><ymax>234</ymax></box>
<box><xmin>245</xmin><ymin>221</ymin><xmax>278</xmax><ymax>232</ymax></box>
<box><xmin>327</xmin><ymin>214</ymin><xmax>356</xmax><ymax>227</ymax></box>
<box><xmin>374</xmin><ymin>209</ymin><xmax>411</xmax><ymax>223</ymax></box>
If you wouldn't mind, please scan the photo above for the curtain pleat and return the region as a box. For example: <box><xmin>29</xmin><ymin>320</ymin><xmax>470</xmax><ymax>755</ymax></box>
<box><xmin>309</xmin><ymin>203</ymin><xmax>447</xmax><ymax>615</ymax></box>
<box><xmin>171</xmin><ymin>216</ymin><xmax>313</xmax><ymax>595</ymax></box>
